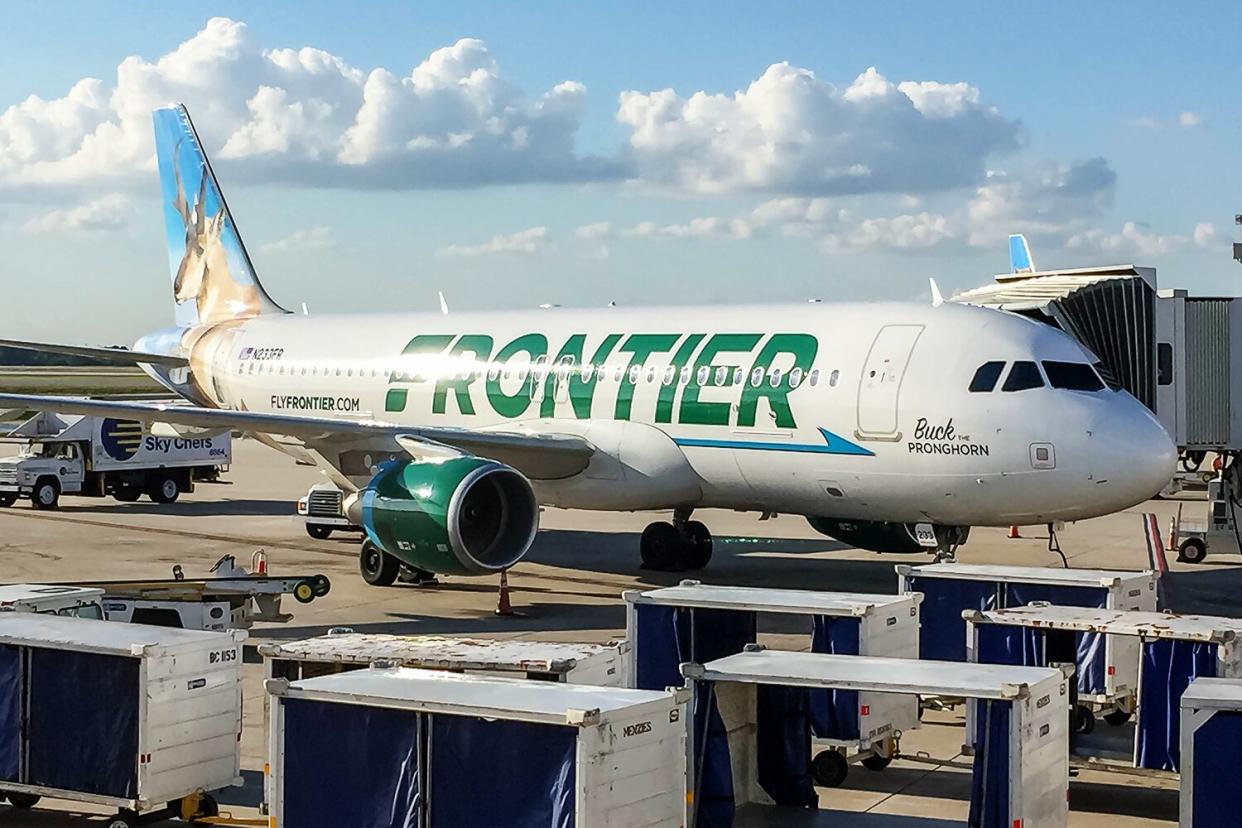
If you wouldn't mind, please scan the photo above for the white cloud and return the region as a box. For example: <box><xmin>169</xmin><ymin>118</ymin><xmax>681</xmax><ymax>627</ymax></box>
<box><xmin>966</xmin><ymin>158</ymin><xmax>1116</xmax><ymax>247</ymax></box>
<box><xmin>258</xmin><ymin>225</ymin><xmax>333</xmax><ymax>253</ymax></box>
<box><xmin>616</xmin><ymin>64</ymin><xmax>1018</xmax><ymax>196</ymax></box>
<box><xmin>820</xmin><ymin>211</ymin><xmax>955</xmax><ymax>254</ymax></box>
<box><xmin>0</xmin><ymin>19</ymin><xmax>606</xmax><ymax>190</ymax></box>
<box><xmin>22</xmin><ymin>193</ymin><xmax>130</xmax><ymax>233</ymax></box>
<box><xmin>1178</xmin><ymin>111</ymin><xmax>1202</xmax><ymax>128</ymax></box>
<box><xmin>1193</xmin><ymin>222</ymin><xmax>1217</xmax><ymax>248</ymax></box>
<box><xmin>438</xmin><ymin>226</ymin><xmax>549</xmax><ymax>257</ymax></box>
<box><xmin>574</xmin><ymin>221</ymin><xmax>611</xmax><ymax>239</ymax></box>
<box><xmin>622</xmin><ymin>216</ymin><xmax>750</xmax><ymax>240</ymax></box>
<box><xmin>1065</xmin><ymin>221</ymin><xmax>1187</xmax><ymax>259</ymax></box>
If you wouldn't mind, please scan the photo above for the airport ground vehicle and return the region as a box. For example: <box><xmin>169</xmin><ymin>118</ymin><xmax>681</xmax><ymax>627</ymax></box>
<box><xmin>295</xmin><ymin>481</ymin><xmax>361</xmax><ymax>539</ymax></box>
<box><xmin>0</xmin><ymin>412</ymin><xmax>229</xmax><ymax>509</ymax></box>
<box><xmin>0</xmin><ymin>584</ymin><xmax>105</xmax><ymax>618</ymax></box>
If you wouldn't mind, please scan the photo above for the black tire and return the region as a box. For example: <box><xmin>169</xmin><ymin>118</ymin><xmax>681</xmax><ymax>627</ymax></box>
<box><xmin>30</xmin><ymin>478</ymin><xmax>59</xmax><ymax>510</ymax></box>
<box><xmin>306</xmin><ymin>524</ymin><xmax>333</xmax><ymax>540</ymax></box>
<box><xmin>293</xmin><ymin>580</ymin><xmax>317</xmax><ymax>604</ymax></box>
<box><xmin>861</xmin><ymin>753</ymin><xmax>892</xmax><ymax>771</ymax></box>
<box><xmin>811</xmin><ymin>749</ymin><xmax>849</xmax><ymax>787</ymax></box>
<box><xmin>1104</xmin><ymin>709</ymin><xmax>1132</xmax><ymax>726</ymax></box>
<box><xmin>0</xmin><ymin>493</ymin><xmax>15</xmax><ymax>508</ymax></box>
<box><xmin>311</xmin><ymin>574</ymin><xmax>331</xmax><ymax>597</ymax></box>
<box><xmin>640</xmin><ymin>522</ymin><xmax>684</xmax><ymax>571</ymax></box>
<box><xmin>148</xmin><ymin>475</ymin><xmax>180</xmax><ymax>504</ymax></box>
<box><xmin>7</xmin><ymin>792</ymin><xmax>40</xmax><ymax>808</ymax></box>
<box><xmin>359</xmin><ymin>540</ymin><xmax>400</xmax><ymax>586</ymax></box>
<box><xmin>1074</xmin><ymin>705</ymin><xmax>1096</xmax><ymax>735</ymax></box>
<box><xmin>1179</xmin><ymin>538</ymin><xmax>1208</xmax><ymax>564</ymax></box>
<box><xmin>113</xmin><ymin>488</ymin><xmax>141</xmax><ymax>503</ymax></box>
<box><xmin>680</xmin><ymin>520</ymin><xmax>713</xmax><ymax>570</ymax></box>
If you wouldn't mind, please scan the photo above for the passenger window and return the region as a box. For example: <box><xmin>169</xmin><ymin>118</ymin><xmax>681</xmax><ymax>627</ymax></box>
<box><xmin>1042</xmin><ymin>361</ymin><xmax>1105</xmax><ymax>392</ymax></box>
<box><xmin>789</xmin><ymin>367</ymin><xmax>804</xmax><ymax>388</ymax></box>
<box><xmin>714</xmin><ymin>366</ymin><xmax>728</xmax><ymax>386</ymax></box>
<box><xmin>808</xmin><ymin>368</ymin><xmax>820</xmax><ymax>387</ymax></box>
<box><xmin>769</xmin><ymin>368</ymin><xmax>784</xmax><ymax>388</ymax></box>
<box><xmin>581</xmin><ymin>364</ymin><xmax>595</xmax><ymax>382</ymax></box>
<box><xmin>697</xmin><ymin>366</ymin><xmax>710</xmax><ymax>385</ymax></box>
<box><xmin>680</xmin><ymin>366</ymin><xmax>692</xmax><ymax>385</ymax></box>
<box><xmin>969</xmin><ymin>361</ymin><xmax>1006</xmax><ymax>393</ymax></box>
<box><xmin>1002</xmin><ymin>361</ymin><xmax>1044</xmax><ymax>392</ymax></box>
<box><xmin>628</xmin><ymin>365</ymin><xmax>641</xmax><ymax>384</ymax></box>
<box><xmin>750</xmin><ymin>368</ymin><xmax>764</xmax><ymax>387</ymax></box>
<box><xmin>646</xmin><ymin>366</ymin><xmax>657</xmax><ymax>383</ymax></box>
<box><xmin>662</xmin><ymin>366</ymin><xmax>675</xmax><ymax>386</ymax></box>
<box><xmin>732</xmin><ymin>367</ymin><xmax>744</xmax><ymax>386</ymax></box>
<box><xmin>829</xmin><ymin>369</ymin><xmax>839</xmax><ymax>387</ymax></box>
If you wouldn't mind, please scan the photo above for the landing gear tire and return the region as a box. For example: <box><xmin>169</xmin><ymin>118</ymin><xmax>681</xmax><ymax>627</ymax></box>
<box><xmin>811</xmin><ymin>750</ymin><xmax>849</xmax><ymax>787</ymax></box>
<box><xmin>149</xmin><ymin>475</ymin><xmax>180</xmax><ymax>504</ymax></box>
<box><xmin>1178</xmin><ymin>538</ymin><xmax>1208</xmax><ymax>564</ymax></box>
<box><xmin>31</xmin><ymin>479</ymin><xmax>59</xmax><ymax>510</ymax></box>
<box><xmin>1104</xmin><ymin>709</ymin><xmax>1132</xmax><ymax>726</ymax></box>
<box><xmin>681</xmin><ymin>520</ymin><xmax>713</xmax><ymax>570</ymax></box>
<box><xmin>640</xmin><ymin>522</ymin><xmax>684</xmax><ymax>571</ymax></box>
<box><xmin>306</xmin><ymin>524</ymin><xmax>333</xmax><ymax>540</ymax></box>
<box><xmin>359</xmin><ymin>540</ymin><xmax>400</xmax><ymax>587</ymax></box>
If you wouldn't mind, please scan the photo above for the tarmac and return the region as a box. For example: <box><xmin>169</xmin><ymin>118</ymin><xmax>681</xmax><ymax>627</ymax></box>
<box><xmin>0</xmin><ymin>438</ymin><xmax>1230</xmax><ymax>826</ymax></box>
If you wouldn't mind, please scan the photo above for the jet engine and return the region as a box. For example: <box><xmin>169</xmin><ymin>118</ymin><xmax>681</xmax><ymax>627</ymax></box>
<box><xmin>806</xmin><ymin>517</ymin><xmax>969</xmax><ymax>554</ymax></box>
<box><xmin>361</xmin><ymin>456</ymin><xmax>539</xmax><ymax>576</ymax></box>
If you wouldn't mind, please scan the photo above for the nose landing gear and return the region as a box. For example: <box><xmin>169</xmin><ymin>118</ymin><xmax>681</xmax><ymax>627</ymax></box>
<box><xmin>640</xmin><ymin>508</ymin><xmax>713</xmax><ymax>571</ymax></box>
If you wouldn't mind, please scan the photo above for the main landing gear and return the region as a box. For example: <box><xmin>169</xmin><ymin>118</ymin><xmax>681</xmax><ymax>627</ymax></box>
<box><xmin>640</xmin><ymin>508</ymin><xmax>713</xmax><ymax>572</ymax></box>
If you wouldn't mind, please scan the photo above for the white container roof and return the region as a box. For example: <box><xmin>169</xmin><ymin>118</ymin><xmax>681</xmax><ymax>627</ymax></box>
<box><xmin>278</xmin><ymin>666</ymin><xmax>684</xmax><ymax>727</ymax></box>
<box><xmin>259</xmin><ymin>634</ymin><xmax>620</xmax><ymax>673</ymax></box>
<box><xmin>1182</xmin><ymin>678</ymin><xmax>1242</xmax><ymax>710</ymax></box>
<box><xmin>968</xmin><ymin>606</ymin><xmax>1242</xmax><ymax>643</ymax></box>
<box><xmin>684</xmin><ymin>648</ymin><xmax>1061</xmax><ymax>701</ymax></box>
<box><xmin>0</xmin><ymin>612</ymin><xmax>244</xmax><ymax>655</ymax></box>
<box><xmin>899</xmin><ymin>563</ymin><xmax>1154</xmax><ymax>588</ymax></box>
<box><xmin>0</xmin><ymin>584</ymin><xmax>105</xmax><ymax>603</ymax></box>
<box><xmin>626</xmin><ymin>581</ymin><xmax>917</xmax><ymax>616</ymax></box>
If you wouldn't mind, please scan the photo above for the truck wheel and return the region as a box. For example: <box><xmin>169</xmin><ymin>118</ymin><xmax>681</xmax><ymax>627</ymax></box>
<box><xmin>1178</xmin><ymin>538</ymin><xmax>1208</xmax><ymax>564</ymax></box>
<box><xmin>149</xmin><ymin>476</ymin><xmax>180</xmax><ymax>504</ymax></box>
<box><xmin>311</xmin><ymin>574</ymin><xmax>331</xmax><ymax>597</ymax></box>
<box><xmin>359</xmin><ymin>540</ymin><xmax>400</xmax><ymax>586</ymax></box>
<box><xmin>0</xmin><ymin>494</ymin><xmax>14</xmax><ymax>508</ymax></box>
<box><xmin>31</xmin><ymin>479</ymin><xmax>59</xmax><ymax>510</ymax></box>
<box><xmin>7</xmin><ymin>792</ymin><xmax>40</xmax><ymax>808</ymax></box>
<box><xmin>306</xmin><ymin>524</ymin><xmax>333</xmax><ymax>540</ymax></box>
<box><xmin>113</xmin><ymin>488</ymin><xmax>141</xmax><ymax>503</ymax></box>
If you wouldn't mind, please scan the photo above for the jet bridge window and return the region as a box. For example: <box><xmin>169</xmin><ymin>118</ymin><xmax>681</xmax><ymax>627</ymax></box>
<box><xmin>969</xmin><ymin>361</ymin><xmax>1006</xmax><ymax>392</ymax></box>
<box><xmin>1001</xmin><ymin>361</ymin><xmax>1044</xmax><ymax>392</ymax></box>
<box><xmin>1041</xmin><ymin>361</ymin><xmax>1105</xmax><ymax>392</ymax></box>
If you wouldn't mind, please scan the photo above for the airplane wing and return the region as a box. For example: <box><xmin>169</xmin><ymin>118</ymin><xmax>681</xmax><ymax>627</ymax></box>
<box><xmin>0</xmin><ymin>393</ymin><xmax>594</xmax><ymax>480</ymax></box>
<box><xmin>0</xmin><ymin>338</ymin><xmax>188</xmax><ymax>367</ymax></box>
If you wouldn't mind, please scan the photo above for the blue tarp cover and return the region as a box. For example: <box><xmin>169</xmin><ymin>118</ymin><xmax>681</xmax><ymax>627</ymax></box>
<box><xmin>1191</xmin><ymin>710</ymin><xmax>1242</xmax><ymax>827</ymax></box>
<box><xmin>692</xmin><ymin>682</ymin><xmax>735</xmax><ymax>828</ymax></box>
<box><xmin>429</xmin><ymin>715</ymin><xmax>576</xmax><ymax>828</ymax></box>
<box><xmin>0</xmin><ymin>646</ymin><xmax>19</xmax><ymax>782</ymax></box>
<box><xmin>809</xmin><ymin>615</ymin><xmax>860</xmax><ymax>741</ymax></box>
<box><xmin>975</xmin><ymin>624</ymin><xmax>1044</xmax><ymax>668</ymax></box>
<box><xmin>756</xmin><ymin>684</ymin><xmax>818</xmax><ymax>808</ymax></box>
<box><xmin>967</xmin><ymin>699</ymin><xmax>1011</xmax><ymax>828</ymax></box>
<box><xmin>27</xmin><ymin>649</ymin><xmax>138</xmax><ymax>798</ymax></box>
<box><xmin>1137</xmin><ymin>638</ymin><xmax>1217</xmax><ymax>771</ymax></box>
<box><xmin>282</xmin><ymin>698</ymin><xmax>423</xmax><ymax>828</ymax></box>
<box><xmin>909</xmin><ymin>576</ymin><xmax>997</xmax><ymax>661</ymax></box>
<box><xmin>1006</xmin><ymin>583</ymin><xmax>1108</xmax><ymax>696</ymax></box>
<box><xmin>634</xmin><ymin>604</ymin><xmax>756</xmax><ymax>691</ymax></box>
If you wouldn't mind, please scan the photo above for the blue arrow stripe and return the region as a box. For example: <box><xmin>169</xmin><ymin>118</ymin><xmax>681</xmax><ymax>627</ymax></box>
<box><xmin>673</xmin><ymin>427</ymin><xmax>874</xmax><ymax>456</ymax></box>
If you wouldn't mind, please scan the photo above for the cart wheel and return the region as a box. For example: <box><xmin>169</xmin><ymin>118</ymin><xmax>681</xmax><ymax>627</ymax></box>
<box><xmin>1104</xmin><ymin>709</ymin><xmax>1132</xmax><ymax>726</ymax></box>
<box><xmin>7</xmin><ymin>792</ymin><xmax>39</xmax><ymax>809</ymax></box>
<box><xmin>811</xmin><ymin>750</ymin><xmax>849</xmax><ymax>787</ymax></box>
<box><xmin>1073</xmin><ymin>705</ymin><xmax>1096</xmax><ymax>735</ymax></box>
<box><xmin>312</xmin><ymin>574</ymin><xmax>331</xmax><ymax>597</ymax></box>
<box><xmin>861</xmin><ymin>753</ymin><xmax>893</xmax><ymax>771</ymax></box>
<box><xmin>1178</xmin><ymin>538</ymin><xmax>1208</xmax><ymax>564</ymax></box>
<box><xmin>293</xmin><ymin>580</ymin><xmax>317</xmax><ymax>604</ymax></box>
<box><xmin>197</xmin><ymin>793</ymin><xmax>219</xmax><ymax>817</ymax></box>
<box><xmin>107</xmin><ymin>809</ymin><xmax>138</xmax><ymax>828</ymax></box>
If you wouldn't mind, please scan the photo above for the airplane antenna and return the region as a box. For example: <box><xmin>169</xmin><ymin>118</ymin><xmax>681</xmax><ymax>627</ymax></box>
<box><xmin>438</xmin><ymin>291</ymin><xmax>450</xmax><ymax>315</ymax></box>
<box><xmin>928</xmin><ymin>278</ymin><xmax>945</xmax><ymax>307</ymax></box>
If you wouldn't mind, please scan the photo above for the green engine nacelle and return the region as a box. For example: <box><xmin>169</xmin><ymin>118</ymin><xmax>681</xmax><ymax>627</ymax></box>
<box><xmin>361</xmin><ymin>456</ymin><xmax>539</xmax><ymax>576</ymax></box>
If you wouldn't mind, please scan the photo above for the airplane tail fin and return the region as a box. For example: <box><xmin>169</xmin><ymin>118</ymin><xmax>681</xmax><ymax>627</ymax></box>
<box><xmin>153</xmin><ymin>104</ymin><xmax>287</xmax><ymax>327</ymax></box>
<box><xmin>1008</xmin><ymin>233</ymin><xmax>1035</xmax><ymax>274</ymax></box>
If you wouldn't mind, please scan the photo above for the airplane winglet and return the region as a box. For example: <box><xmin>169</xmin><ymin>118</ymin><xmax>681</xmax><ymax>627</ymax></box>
<box><xmin>438</xmin><ymin>291</ymin><xmax>450</xmax><ymax>315</ymax></box>
<box><xmin>929</xmin><ymin>277</ymin><xmax>944</xmax><ymax>307</ymax></box>
<box><xmin>1008</xmin><ymin>234</ymin><xmax>1035</xmax><ymax>274</ymax></box>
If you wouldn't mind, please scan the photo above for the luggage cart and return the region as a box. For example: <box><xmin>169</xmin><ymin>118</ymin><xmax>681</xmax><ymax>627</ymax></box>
<box><xmin>682</xmin><ymin>646</ymin><xmax>1069</xmax><ymax>828</ymax></box>
<box><xmin>1180</xmin><ymin>677</ymin><xmax>1242</xmax><ymax>827</ymax></box>
<box><xmin>624</xmin><ymin>580</ymin><xmax>920</xmax><ymax>786</ymax></box>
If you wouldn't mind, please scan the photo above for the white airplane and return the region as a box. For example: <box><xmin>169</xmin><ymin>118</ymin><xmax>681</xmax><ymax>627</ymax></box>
<box><xmin>0</xmin><ymin>105</ymin><xmax>1176</xmax><ymax>583</ymax></box>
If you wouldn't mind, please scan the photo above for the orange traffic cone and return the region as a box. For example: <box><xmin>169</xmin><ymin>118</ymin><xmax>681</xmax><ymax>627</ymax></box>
<box><xmin>1008</xmin><ymin>525</ymin><xmax>1021</xmax><ymax>539</ymax></box>
<box><xmin>495</xmin><ymin>569</ymin><xmax>514</xmax><ymax>616</ymax></box>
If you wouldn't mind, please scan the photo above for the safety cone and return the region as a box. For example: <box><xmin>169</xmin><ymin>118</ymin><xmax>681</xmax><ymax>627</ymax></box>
<box><xmin>1008</xmin><ymin>525</ymin><xmax>1021</xmax><ymax>539</ymax></box>
<box><xmin>495</xmin><ymin>569</ymin><xmax>514</xmax><ymax>616</ymax></box>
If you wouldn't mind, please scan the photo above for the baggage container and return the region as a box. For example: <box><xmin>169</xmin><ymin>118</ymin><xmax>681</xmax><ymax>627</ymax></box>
<box><xmin>624</xmin><ymin>581</ymin><xmax>920</xmax><ymax>783</ymax></box>
<box><xmin>898</xmin><ymin>563</ymin><xmax>1157</xmax><ymax>716</ymax></box>
<box><xmin>0</xmin><ymin>614</ymin><xmax>244</xmax><ymax>827</ymax></box>
<box><xmin>1180</xmin><ymin>677</ymin><xmax>1242</xmax><ymax>827</ymax></box>
<box><xmin>966</xmin><ymin>605</ymin><xmax>1242</xmax><ymax>775</ymax></box>
<box><xmin>266</xmin><ymin>666</ymin><xmax>690</xmax><ymax>827</ymax></box>
<box><xmin>682</xmin><ymin>647</ymin><xmax>1068</xmax><ymax>828</ymax></box>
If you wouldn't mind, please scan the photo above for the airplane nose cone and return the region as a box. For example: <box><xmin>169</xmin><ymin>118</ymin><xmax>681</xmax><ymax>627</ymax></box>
<box><xmin>1092</xmin><ymin>401</ymin><xmax>1177</xmax><ymax>509</ymax></box>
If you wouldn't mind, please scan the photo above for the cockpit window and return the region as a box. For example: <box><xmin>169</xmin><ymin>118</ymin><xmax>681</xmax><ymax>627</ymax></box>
<box><xmin>1042</xmin><ymin>361</ymin><xmax>1105</xmax><ymax>392</ymax></box>
<box><xmin>969</xmin><ymin>361</ymin><xmax>1006</xmax><ymax>392</ymax></box>
<box><xmin>1002</xmin><ymin>361</ymin><xmax>1044</xmax><ymax>392</ymax></box>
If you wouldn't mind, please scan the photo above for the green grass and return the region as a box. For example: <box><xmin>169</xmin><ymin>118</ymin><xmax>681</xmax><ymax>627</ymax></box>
<box><xmin>0</xmin><ymin>366</ymin><xmax>166</xmax><ymax>396</ymax></box>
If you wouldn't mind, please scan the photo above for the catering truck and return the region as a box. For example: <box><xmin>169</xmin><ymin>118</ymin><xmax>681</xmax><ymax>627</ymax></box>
<box><xmin>0</xmin><ymin>412</ymin><xmax>230</xmax><ymax>509</ymax></box>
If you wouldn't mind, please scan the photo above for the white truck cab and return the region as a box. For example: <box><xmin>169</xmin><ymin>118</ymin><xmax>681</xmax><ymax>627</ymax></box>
<box><xmin>296</xmin><ymin>482</ymin><xmax>361</xmax><ymax>539</ymax></box>
<box><xmin>0</xmin><ymin>412</ymin><xmax>230</xmax><ymax>509</ymax></box>
<box><xmin>0</xmin><ymin>584</ymin><xmax>105</xmax><ymax>619</ymax></box>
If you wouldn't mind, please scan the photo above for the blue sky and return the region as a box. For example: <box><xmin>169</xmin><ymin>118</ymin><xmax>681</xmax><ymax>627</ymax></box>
<box><xmin>0</xmin><ymin>2</ymin><xmax>1238</xmax><ymax>342</ymax></box>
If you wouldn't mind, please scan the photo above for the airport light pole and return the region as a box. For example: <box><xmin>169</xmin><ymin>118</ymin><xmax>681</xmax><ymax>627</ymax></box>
<box><xmin>1235</xmin><ymin>214</ymin><xmax>1242</xmax><ymax>264</ymax></box>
